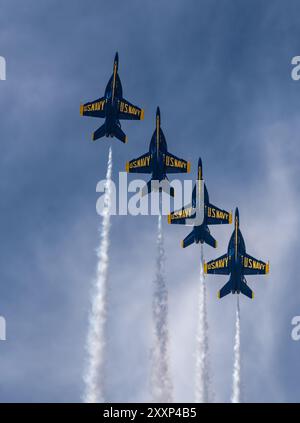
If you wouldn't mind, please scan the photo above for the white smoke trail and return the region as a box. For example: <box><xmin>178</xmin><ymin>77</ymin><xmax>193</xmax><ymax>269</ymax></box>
<box><xmin>150</xmin><ymin>213</ymin><xmax>173</xmax><ymax>403</ymax></box>
<box><xmin>195</xmin><ymin>244</ymin><xmax>211</xmax><ymax>403</ymax></box>
<box><xmin>231</xmin><ymin>296</ymin><xmax>241</xmax><ymax>403</ymax></box>
<box><xmin>83</xmin><ymin>147</ymin><xmax>113</xmax><ymax>403</ymax></box>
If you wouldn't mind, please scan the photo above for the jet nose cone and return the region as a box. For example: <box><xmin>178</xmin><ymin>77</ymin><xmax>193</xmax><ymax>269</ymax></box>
<box><xmin>235</xmin><ymin>207</ymin><xmax>239</xmax><ymax>222</ymax></box>
<box><xmin>156</xmin><ymin>106</ymin><xmax>160</xmax><ymax>118</ymax></box>
<box><xmin>114</xmin><ymin>52</ymin><xmax>119</xmax><ymax>64</ymax></box>
<box><xmin>197</xmin><ymin>157</ymin><xmax>203</xmax><ymax>180</ymax></box>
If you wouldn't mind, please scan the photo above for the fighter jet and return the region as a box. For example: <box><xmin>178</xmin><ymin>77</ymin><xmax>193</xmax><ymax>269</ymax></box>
<box><xmin>126</xmin><ymin>107</ymin><xmax>190</xmax><ymax>197</ymax></box>
<box><xmin>168</xmin><ymin>158</ymin><xmax>232</xmax><ymax>248</ymax></box>
<box><xmin>80</xmin><ymin>52</ymin><xmax>144</xmax><ymax>143</ymax></box>
<box><xmin>204</xmin><ymin>208</ymin><xmax>269</xmax><ymax>299</ymax></box>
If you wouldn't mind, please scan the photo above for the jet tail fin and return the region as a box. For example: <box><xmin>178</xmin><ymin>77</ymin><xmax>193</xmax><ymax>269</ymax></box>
<box><xmin>218</xmin><ymin>280</ymin><xmax>232</xmax><ymax>299</ymax></box>
<box><xmin>240</xmin><ymin>280</ymin><xmax>254</xmax><ymax>299</ymax></box>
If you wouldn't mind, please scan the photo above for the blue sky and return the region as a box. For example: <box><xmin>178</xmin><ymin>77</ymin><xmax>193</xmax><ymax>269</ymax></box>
<box><xmin>0</xmin><ymin>0</ymin><xmax>300</xmax><ymax>402</ymax></box>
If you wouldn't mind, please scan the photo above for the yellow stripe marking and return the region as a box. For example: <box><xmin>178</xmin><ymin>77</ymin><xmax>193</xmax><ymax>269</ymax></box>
<box><xmin>112</xmin><ymin>62</ymin><xmax>117</xmax><ymax>103</ymax></box>
<box><xmin>235</xmin><ymin>217</ymin><xmax>238</xmax><ymax>261</ymax></box>
<box><xmin>198</xmin><ymin>165</ymin><xmax>202</xmax><ymax>208</ymax></box>
<box><xmin>156</xmin><ymin>114</ymin><xmax>159</xmax><ymax>159</ymax></box>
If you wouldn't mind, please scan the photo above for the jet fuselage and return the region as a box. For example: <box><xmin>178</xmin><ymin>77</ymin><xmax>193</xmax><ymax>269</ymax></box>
<box><xmin>103</xmin><ymin>55</ymin><xmax>122</xmax><ymax>136</ymax></box>
<box><xmin>226</xmin><ymin>211</ymin><xmax>247</xmax><ymax>293</ymax></box>
<box><xmin>148</xmin><ymin>111</ymin><xmax>168</xmax><ymax>181</ymax></box>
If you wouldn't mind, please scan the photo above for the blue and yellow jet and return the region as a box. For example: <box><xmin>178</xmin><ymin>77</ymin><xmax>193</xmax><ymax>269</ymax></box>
<box><xmin>168</xmin><ymin>158</ymin><xmax>232</xmax><ymax>248</ymax></box>
<box><xmin>204</xmin><ymin>208</ymin><xmax>269</xmax><ymax>299</ymax></box>
<box><xmin>80</xmin><ymin>52</ymin><xmax>144</xmax><ymax>143</ymax></box>
<box><xmin>126</xmin><ymin>107</ymin><xmax>190</xmax><ymax>197</ymax></box>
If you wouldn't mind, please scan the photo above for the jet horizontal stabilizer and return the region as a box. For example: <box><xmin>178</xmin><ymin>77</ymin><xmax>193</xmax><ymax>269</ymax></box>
<box><xmin>203</xmin><ymin>231</ymin><xmax>217</xmax><ymax>248</ymax></box>
<box><xmin>113</xmin><ymin>124</ymin><xmax>127</xmax><ymax>143</ymax></box>
<box><xmin>181</xmin><ymin>230</ymin><xmax>195</xmax><ymax>248</ymax></box>
<box><xmin>240</xmin><ymin>280</ymin><xmax>254</xmax><ymax>299</ymax></box>
<box><xmin>141</xmin><ymin>179</ymin><xmax>174</xmax><ymax>197</ymax></box>
<box><xmin>92</xmin><ymin>124</ymin><xmax>106</xmax><ymax>141</ymax></box>
<box><xmin>218</xmin><ymin>280</ymin><xmax>232</xmax><ymax>299</ymax></box>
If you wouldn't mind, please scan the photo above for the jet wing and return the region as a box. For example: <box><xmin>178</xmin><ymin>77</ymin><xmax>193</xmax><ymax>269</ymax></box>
<box><xmin>204</xmin><ymin>254</ymin><xmax>230</xmax><ymax>275</ymax></box>
<box><xmin>242</xmin><ymin>253</ymin><xmax>269</xmax><ymax>275</ymax></box>
<box><xmin>168</xmin><ymin>205</ymin><xmax>196</xmax><ymax>225</ymax></box>
<box><xmin>164</xmin><ymin>153</ymin><xmax>190</xmax><ymax>174</ymax></box>
<box><xmin>80</xmin><ymin>97</ymin><xmax>106</xmax><ymax>118</ymax></box>
<box><xmin>206</xmin><ymin>203</ymin><xmax>232</xmax><ymax>225</ymax></box>
<box><xmin>126</xmin><ymin>153</ymin><xmax>152</xmax><ymax>173</ymax></box>
<box><xmin>118</xmin><ymin>98</ymin><xmax>144</xmax><ymax>120</ymax></box>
